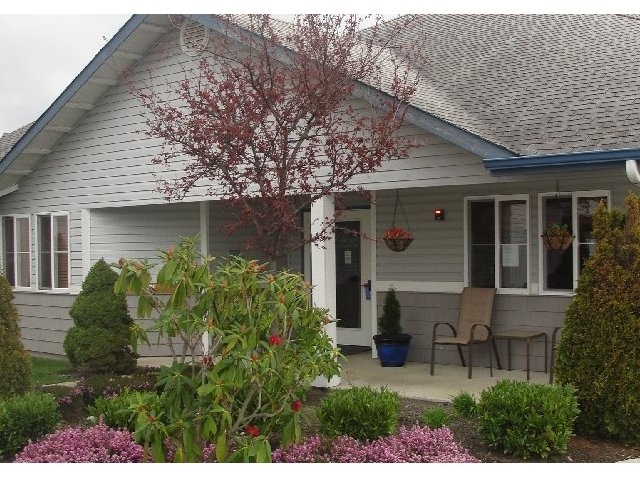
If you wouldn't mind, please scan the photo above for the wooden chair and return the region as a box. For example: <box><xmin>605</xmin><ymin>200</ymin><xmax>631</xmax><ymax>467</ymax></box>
<box><xmin>430</xmin><ymin>287</ymin><xmax>502</xmax><ymax>379</ymax></box>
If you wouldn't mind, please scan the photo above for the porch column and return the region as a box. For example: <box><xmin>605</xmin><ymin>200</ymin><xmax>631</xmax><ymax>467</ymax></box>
<box><xmin>310</xmin><ymin>194</ymin><xmax>340</xmax><ymax>387</ymax></box>
<box><xmin>200</xmin><ymin>201</ymin><xmax>210</xmax><ymax>354</ymax></box>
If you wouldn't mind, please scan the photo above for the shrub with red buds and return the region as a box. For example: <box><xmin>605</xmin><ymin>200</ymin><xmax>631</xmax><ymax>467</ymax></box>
<box><xmin>244</xmin><ymin>425</ymin><xmax>260</xmax><ymax>437</ymax></box>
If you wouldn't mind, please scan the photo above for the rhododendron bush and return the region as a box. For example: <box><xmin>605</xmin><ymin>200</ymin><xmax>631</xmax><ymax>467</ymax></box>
<box><xmin>114</xmin><ymin>236</ymin><xmax>340</xmax><ymax>462</ymax></box>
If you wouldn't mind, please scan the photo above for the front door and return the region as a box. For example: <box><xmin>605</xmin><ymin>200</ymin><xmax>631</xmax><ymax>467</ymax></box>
<box><xmin>304</xmin><ymin>209</ymin><xmax>372</xmax><ymax>347</ymax></box>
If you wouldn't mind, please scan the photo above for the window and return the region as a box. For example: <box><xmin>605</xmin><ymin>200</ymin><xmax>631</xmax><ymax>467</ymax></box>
<box><xmin>37</xmin><ymin>213</ymin><xmax>69</xmax><ymax>290</ymax></box>
<box><xmin>1</xmin><ymin>215</ymin><xmax>31</xmax><ymax>288</ymax></box>
<box><xmin>539</xmin><ymin>191</ymin><xmax>608</xmax><ymax>292</ymax></box>
<box><xmin>466</xmin><ymin>196</ymin><xmax>529</xmax><ymax>291</ymax></box>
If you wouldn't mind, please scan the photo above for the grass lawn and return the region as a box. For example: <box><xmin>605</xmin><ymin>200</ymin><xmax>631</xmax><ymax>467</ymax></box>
<box><xmin>30</xmin><ymin>355</ymin><xmax>80</xmax><ymax>386</ymax></box>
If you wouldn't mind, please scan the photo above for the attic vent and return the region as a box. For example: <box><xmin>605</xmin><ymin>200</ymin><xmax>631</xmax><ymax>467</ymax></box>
<box><xmin>180</xmin><ymin>19</ymin><xmax>210</xmax><ymax>57</ymax></box>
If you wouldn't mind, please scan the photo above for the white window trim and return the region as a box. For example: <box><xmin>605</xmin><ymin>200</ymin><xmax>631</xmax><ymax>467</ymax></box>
<box><xmin>35</xmin><ymin>211</ymin><xmax>70</xmax><ymax>293</ymax></box>
<box><xmin>537</xmin><ymin>190</ymin><xmax>611</xmax><ymax>295</ymax></box>
<box><xmin>464</xmin><ymin>194</ymin><xmax>530</xmax><ymax>294</ymax></box>
<box><xmin>0</xmin><ymin>214</ymin><xmax>32</xmax><ymax>291</ymax></box>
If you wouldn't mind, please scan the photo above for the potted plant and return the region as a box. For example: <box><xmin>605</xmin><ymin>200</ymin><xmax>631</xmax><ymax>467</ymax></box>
<box><xmin>383</xmin><ymin>226</ymin><xmax>414</xmax><ymax>252</ymax></box>
<box><xmin>372</xmin><ymin>287</ymin><xmax>412</xmax><ymax>367</ymax></box>
<box><xmin>541</xmin><ymin>223</ymin><xmax>575</xmax><ymax>251</ymax></box>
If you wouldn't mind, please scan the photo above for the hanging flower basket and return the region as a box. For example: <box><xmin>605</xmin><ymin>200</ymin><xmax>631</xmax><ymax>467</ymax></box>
<box><xmin>541</xmin><ymin>224</ymin><xmax>574</xmax><ymax>251</ymax></box>
<box><xmin>541</xmin><ymin>233</ymin><xmax>575</xmax><ymax>251</ymax></box>
<box><xmin>383</xmin><ymin>227</ymin><xmax>414</xmax><ymax>252</ymax></box>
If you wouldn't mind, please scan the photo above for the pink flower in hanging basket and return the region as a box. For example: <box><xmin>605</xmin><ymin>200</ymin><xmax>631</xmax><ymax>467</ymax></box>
<box><xmin>384</xmin><ymin>226</ymin><xmax>413</xmax><ymax>240</ymax></box>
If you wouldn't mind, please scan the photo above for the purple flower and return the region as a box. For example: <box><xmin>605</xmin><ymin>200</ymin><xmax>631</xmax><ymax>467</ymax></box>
<box><xmin>14</xmin><ymin>423</ymin><xmax>144</xmax><ymax>463</ymax></box>
<box><xmin>272</xmin><ymin>426</ymin><xmax>479</xmax><ymax>463</ymax></box>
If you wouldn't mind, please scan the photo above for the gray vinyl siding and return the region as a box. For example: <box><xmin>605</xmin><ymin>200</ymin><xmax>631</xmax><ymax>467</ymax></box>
<box><xmin>375</xmin><ymin>163</ymin><xmax>634</xmax><ymax>285</ymax></box>
<box><xmin>15</xmin><ymin>290</ymin><xmax>177</xmax><ymax>357</ymax></box>
<box><xmin>90</xmin><ymin>202</ymin><xmax>200</xmax><ymax>271</ymax></box>
<box><xmin>14</xmin><ymin>292</ymin><xmax>75</xmax><ymax>355</ymax></box>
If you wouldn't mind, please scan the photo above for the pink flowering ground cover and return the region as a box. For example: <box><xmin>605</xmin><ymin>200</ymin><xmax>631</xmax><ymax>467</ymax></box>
<box><xmin>272</xmin><ymin>425</ymin><xmax>479</xmax><ymax>463</ymax></box>
<box><xmin>14</xmin><ymin>423</ymin><xmax>144</xmax><ymax>463</ymax></box>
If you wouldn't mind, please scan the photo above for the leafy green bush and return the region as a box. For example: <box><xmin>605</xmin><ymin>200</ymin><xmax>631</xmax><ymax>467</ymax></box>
<box><xmin>115</xmin><ymin>237</ymin><xmax>340</xmax><ymax>462</ymax></box>
<box><xmin>451</xmin><ymin>391</ymin><xmax>477</xmax><ymax>419</ymax></box>
<box><xmin>0</xmin><ymin>273</ymin><xmax>32</xmax><ymax>398</ymax></box>
<box><xmin>63</xmin><ymin>259</ymin><xmax>137</xmax><ymax>374</ymax></box>
<box><xmin>555</xmin><ymin>192</ymin><xmax>640</xmax><ymax>444</ymax></box>
<box><xmin>0</xmin><ymin>391</ymin><xmax>61</xmax><ymax>459</ymax></box>
<box><xmin>476</xmin><ymin>379</ymin><xmax>579</xmax><ymax>459</ymax></box>
<box><xmin>87</xmin><ymin>388</ymin><xmax>163</xmax><ymax>431</ymax></box>
<box><xmin>420</xmin><ymin>406</ymin><xmax>453</xmax><ymax>429</ymax></box>
<box><xmin>316</xmin><ymin>386</ymin><xmax>400</xmax><ymax>441</ymax></box>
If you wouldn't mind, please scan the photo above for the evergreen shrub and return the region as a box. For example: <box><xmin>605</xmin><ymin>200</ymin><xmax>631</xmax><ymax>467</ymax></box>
<box><xmin>0</xmin><ymin>273</ymin><xmax>32</xmax><ymax>398</ymax></box>
<box><xmin>0</xmin><ymin>391</ymin><xmax>61</xmax><ymax>459</ymax></box>
<box><xmin>316</xmin><ymin>386</ymin><xmax>400</xmax><ymax>441</ymax></box>
<box><xmin>476</xmin><ymin>379</ymin><xmax>579</xmax><ymax>459</ymax></box>
<box><xmin>554</xmin><ymin>192</ymin><xmax>640</xmax><ymax>444</ymax></box>
<box><xmin>63</xmin><ymin>259</ymin><xmax>137</xmax><ymax>374</ymax></box>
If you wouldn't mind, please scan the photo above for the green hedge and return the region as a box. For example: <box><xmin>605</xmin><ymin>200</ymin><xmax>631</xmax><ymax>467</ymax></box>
<box><xmin>476</xmin><ymin>379</ymin><xmax>579</xmax><ymax>459</ymax></box>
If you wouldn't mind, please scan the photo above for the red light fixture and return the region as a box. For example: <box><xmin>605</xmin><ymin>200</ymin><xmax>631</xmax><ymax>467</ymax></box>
<box><xmin>434</xmin><ymin>208</ymin><xmax>445</xmax><ymax>221</ymax></box>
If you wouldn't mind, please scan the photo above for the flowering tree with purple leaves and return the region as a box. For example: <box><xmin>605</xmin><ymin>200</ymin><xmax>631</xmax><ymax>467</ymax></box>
<box><xmin>136</xmin><ymin>14</ymin><xmax>422</xmax><ymax>263</ymax></box>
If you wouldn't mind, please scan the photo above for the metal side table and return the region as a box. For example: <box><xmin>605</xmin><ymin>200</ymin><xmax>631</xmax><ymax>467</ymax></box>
<box><xmin>493</xmin><ymin>330</ymin><xmax>548</xmax><ymax>381</ymax></box>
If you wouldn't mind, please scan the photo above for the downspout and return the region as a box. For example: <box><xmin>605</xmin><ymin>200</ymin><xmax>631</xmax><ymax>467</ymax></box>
<box><xmin>625</xmin><ymin>160</ymin><xmax>640</xmax><ymax>187</ymax></box>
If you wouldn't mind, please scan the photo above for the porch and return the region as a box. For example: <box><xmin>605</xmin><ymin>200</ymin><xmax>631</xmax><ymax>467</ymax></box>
<box><xmin>138</xmin><ymin>351</ymin><xmax>552</xmax><ymax>403</ymax></box>
<box><xmin>335</xmin><ymin>352</ymin><xmax>550</xmax><ymax>402</ymax></box>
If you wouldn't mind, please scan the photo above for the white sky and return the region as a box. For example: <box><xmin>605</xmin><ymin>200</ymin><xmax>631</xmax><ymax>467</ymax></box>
<box><xmin>0</xmin><ymin>0</ymin><xmax>632</xmax><ymax>134</ymax></box>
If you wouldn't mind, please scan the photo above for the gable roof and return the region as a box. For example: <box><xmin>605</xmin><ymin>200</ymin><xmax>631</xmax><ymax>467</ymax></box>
<box><xmin>3</xmin><ymin>13</ymin><xmax>640</xmax><ymax>188</ymax></box>
<box><xmin>375</xmin><ymin>14</ymin><xmax>640</xmax><ymax>156</ymax></box>
<box><xmin>0</xmin><ymin>14</ymin><xmax>169</xmax><ymax>192</ymax></box>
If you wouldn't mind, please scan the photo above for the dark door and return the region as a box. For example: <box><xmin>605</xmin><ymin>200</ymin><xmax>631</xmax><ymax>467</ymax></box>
<box><xmin>335</xmin><ymin>221</ymin><xmax>361</xmax><ymax>329</ymax></box>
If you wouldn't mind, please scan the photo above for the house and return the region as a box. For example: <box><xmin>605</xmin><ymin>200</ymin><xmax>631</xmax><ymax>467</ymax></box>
<box><xmin>2</xmin><ymin>14</ymin><xmax>640</xmax><ymax>385</ymax></box>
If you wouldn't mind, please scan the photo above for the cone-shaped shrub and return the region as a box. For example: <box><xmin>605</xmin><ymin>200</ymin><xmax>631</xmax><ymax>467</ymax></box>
<box><xmin>555</xmin><ymin>192</ymin><xmax>640</xmax><ymax>444</ymax></box>
<box><xmin>378</xmin><ymin>288</ymin><xmax>402</xmax><ymax>337</ymax></box>
<box><xmin>63</xmin><ymin>259</ymin><xmax>137</xmax><ymax>373</ymax></box>
<box><xmin>0</xmin><ymin>272</ymin><xmax>32</xmax><ymax>398</ymax></box>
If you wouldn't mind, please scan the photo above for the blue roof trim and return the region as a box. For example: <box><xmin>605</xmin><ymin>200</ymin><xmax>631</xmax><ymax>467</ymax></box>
<box><xmin>0</xmin><ymin>15</ymin><xmax>148</xmax><ymax>175</ymax></box>
<box><xmin>485</xmin><ymin>148</ymin><xmax>640</xmax><ymax>171</ymax></box>
<box><xmin>193</xmin><ymin>14</ymin><xmax>514</xmax><ymax>160</ymax></box>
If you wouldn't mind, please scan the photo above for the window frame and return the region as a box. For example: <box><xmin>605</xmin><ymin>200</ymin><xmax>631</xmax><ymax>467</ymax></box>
<box><xmin>537</xmin><ymin>190</ymin><xmax>610</xmax><ymax>294</ymax></box>
<box><xmin>0</xmin><ymin>214</ymin><xmax>32</xmax><ymax>290</ymax></box>
<box><xmin>35</xmin><ymin>211</ymin><xmax>70</xmax><ymax>292</ymax></box>
<box><xmin>464</xmin><ymin>194</ymin><xmax>530</xmax><ymax>294</ymax></box>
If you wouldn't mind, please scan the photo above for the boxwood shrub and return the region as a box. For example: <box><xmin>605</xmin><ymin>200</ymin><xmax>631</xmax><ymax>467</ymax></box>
<box><xmin>316</xmin><ymin>386</ymin><xmax>399</xmax><ymax>441</ymax></box>
<box><xmin>476</xmin><ymin>379</ymin><xmax>579</xmax><ymax>459</ymax></box>
<box><xmin>0</xmin><ymin>391</ymin><xmax>61</xmax><ymax>459</ymax></box>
